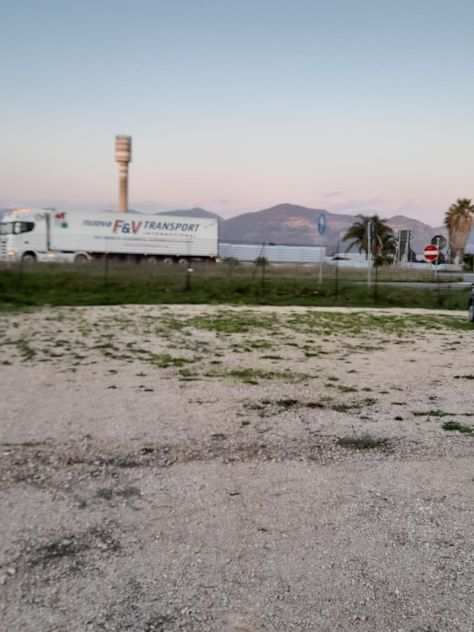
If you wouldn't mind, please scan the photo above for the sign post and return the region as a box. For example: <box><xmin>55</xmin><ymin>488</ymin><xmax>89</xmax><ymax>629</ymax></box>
<box><xmin>431</xmin><ymin>234</ymin><xmax>447</xmax><ymax>250</ymax></box>
<box><xmin>435</xmin><ymin>236</ymin><xmax>441</xmax><ymax>281</ymax></box>
<box><xmin>317</xmin><ymin>214</ymin><xmax>326</xmax><ymax>284</ymax></box>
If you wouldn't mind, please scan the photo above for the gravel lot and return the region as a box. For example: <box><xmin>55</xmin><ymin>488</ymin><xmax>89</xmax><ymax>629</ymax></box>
<box><xmin>1</xmin><ymin>305</ymin><xmax>473</xmax><ymax>631</ymax></box>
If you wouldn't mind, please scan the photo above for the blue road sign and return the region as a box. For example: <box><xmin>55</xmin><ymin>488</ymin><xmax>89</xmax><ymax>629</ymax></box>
<box><xmin>318</xmin><ymin>214</ymin><xmax>326</xmax><ymax>235</ymax></box>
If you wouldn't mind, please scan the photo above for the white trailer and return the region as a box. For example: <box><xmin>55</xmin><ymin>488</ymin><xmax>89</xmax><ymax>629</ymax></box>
<box><xmin>0</xmin><ymin>209</ymin><xmax>218</xmax><ymax>263</ymax></box>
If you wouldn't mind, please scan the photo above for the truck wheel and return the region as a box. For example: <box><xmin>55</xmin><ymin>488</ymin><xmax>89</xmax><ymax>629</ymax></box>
<box><xmin>469</xmin><ymin>303</ymin><xmax>474</xmax><ymax>323</ymax></box>
<box><xmin>22</xmin><ymin>252</ymin><xmax>36</xmax><ymax>263</ymax></box>
<box><xmin>146</xmin><ymin>256</ymin><xmax>159</xmax><ymax>265</ymax></box>
<box><xmin>74</xmin><ymin>254</ymin><xmax>89</xmax><ymax>264</ymax></box>
<box><xmin>162</xmin><ymin>257</ymin><xmax>174</xmax><ymax>265</ymax></box>
<box><xmin>178</xmin><ymin>258</ymin><xmax>189</xmax><ymax>266</ymax></box>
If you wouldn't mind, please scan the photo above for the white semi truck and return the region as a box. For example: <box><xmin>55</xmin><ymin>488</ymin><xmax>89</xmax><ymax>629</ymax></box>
<box><xmin>0</xmin><ymin>208</ymin><xmax>218</xmax><ymax>263</ymax></box>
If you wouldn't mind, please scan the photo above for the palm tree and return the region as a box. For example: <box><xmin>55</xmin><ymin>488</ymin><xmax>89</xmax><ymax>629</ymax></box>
<box><xmin>444</xmin><ymin>198</ymin><xmax>474</xmax><ymax>263</ymax></box>
<box><xmin>343</xmin><ymin>215</ymin><xmax>395</xmax><ymax>263</ymax></box>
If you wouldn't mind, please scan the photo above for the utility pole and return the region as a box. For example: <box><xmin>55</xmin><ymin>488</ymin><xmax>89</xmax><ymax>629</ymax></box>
<box><xmin>316</xmin><ymin>213</ymin><xmax>327</xmax><ymax>285</ymax></box>
<box><xmin>367</xmin><ymin>219</ymin><xmax>373</xmax><ymax>288</ymax></box>
<box><xmin>435</xmin><ymin>235</ymin><xmax>441</xmax><ymax>281</ymax></box>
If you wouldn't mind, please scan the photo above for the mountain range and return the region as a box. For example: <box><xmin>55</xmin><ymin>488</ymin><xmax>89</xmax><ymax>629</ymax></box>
<box><xmin>161</xmin><ymin>203</ymin><xmax>446</xmax><ymax>253</ymax></box>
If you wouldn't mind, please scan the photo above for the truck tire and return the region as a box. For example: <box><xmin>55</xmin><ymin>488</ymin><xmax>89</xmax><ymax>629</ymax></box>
<box><xmin>178</xmin><ymin>258</ymin><xmax>189</xmax><ymax>266</ymax></box>
<box><xmin>146</xmin><ymin>256</ymin><xmax>159</xmax><ymax>265</ymax></box>
<box><xmin>74</xmin><ymin>253</ymin><xmax>89</xmax><ymax>264</ymax></box>
<box><xmin>469</xmin><ymin>302</ymin><xmax>474</xmax><ymax>323</ymax></box>
<box><xmin>162</xmin><ymin>257</ymin><xmax>174</xmax><ymax>265</ymax></box>
<box><xmin>22</xmin><ymin>252</ymin><xmax>37</xmax><ymax>263</ymax></box>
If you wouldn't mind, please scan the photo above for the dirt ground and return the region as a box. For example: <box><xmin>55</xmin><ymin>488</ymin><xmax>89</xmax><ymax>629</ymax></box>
<box><xmin>1</xmin><ymin>305</ymin><xmax>473</xmax><ymax>632</ymax></box>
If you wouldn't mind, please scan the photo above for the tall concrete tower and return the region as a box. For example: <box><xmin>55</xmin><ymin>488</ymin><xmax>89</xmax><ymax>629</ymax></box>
<box><xmin>115</xmin><ymin>135</ymin><xmax>132</xmax><ymax>212</ymax></box>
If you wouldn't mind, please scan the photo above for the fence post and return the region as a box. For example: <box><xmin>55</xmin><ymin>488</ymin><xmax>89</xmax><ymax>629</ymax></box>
<box><xmin>436</xmin><ymin>271</ymin><xmax>443</xmax><ymax>307</ymax></box>
<box><xmin>185</xmin><ymin>267</ymin><xmax>193</xmax><ymax>292</ymax></box>
<box><xmin>260</xmin><ymin>258</ymin><xmax>266</xmax><ymax>292</ymax></box>
<box><xmin>104</xmin><ymin>253</ymin><xmax>109</xmax><ymax>287</ymax></box>
<box><xmin>18</xmin><ymin>257</ymin><xmax>24</xmax><ymax>287</ymax></box>
<box><xmin>373</xmin><ymin>262</ymin><xmax>379</xmax><ymax>303</ymax></box>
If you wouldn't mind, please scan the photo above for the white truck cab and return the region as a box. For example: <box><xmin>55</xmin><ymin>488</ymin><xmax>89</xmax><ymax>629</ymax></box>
<box><xmin>0</xmin><ymin>209</ymin><xmax>78</xmax><ymax>263</ymax></box>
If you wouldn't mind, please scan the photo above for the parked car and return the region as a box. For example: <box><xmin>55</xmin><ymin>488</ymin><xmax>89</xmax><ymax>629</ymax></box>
<box><xmin>469</xmin><ymin>284</ymin><xmax>474</xmax><ymax>322</ymax></box>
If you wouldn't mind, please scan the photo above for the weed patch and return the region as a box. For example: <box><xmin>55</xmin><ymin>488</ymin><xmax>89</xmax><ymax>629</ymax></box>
<box><xmin>413</xmin><ymin>409</ymin><xmax>450</xmax><ymax>418</ymax></box>
<box><xmin>441</xmin><ymin>421</ymin><xmax>473</xmax><ymax>434</ymax></box>
<box><xmin>275</xmin><ymin>398</ymin><xmax>299</xmax><ymax>409</ymax></box>
<box><xmin>149</xmin><ymin>353</ymin><xmax>195</xmax><ymax>368</ymax></box>
<box><xmin>24</xmin><ymin>527</ymin><xmax>120</xmax><ymax>570</ymax></box>
<box><xmin>95</xmin><ymin>486</ymin><xmax>142</xmax><ymax>500</ymax></box>
<box><xmin>216</xmin><ymin>367</ymin><xmax>310</xmax><ymax>384</ymax></box>
<box><xmin>336</xmin><ymin>434</ymin><xmax>391</xmax><ymax>450</ymax></box>
<box><xmin>16</xmin><ymin>339</ymin><xmax>36</xmax><ymax>361</ymax></box>
<box><xmin>187</xmin><ymin>312</ymin><xmax>277</xmax><ymax>334</ymax></box>
<box><xmin>331</xmin><ymin>398</ymin><xmax>377</xmax><ymax>413</ymax></box>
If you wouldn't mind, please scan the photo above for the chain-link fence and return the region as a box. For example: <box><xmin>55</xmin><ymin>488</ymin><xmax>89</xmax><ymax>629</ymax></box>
<box><xmin>0</xmin><ymin>259</ymin><xmax>470</xmax><ymax>311</ymax></box>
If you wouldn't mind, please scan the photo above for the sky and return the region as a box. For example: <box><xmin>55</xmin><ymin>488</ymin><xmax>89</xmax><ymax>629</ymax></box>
<box><xmin>1</xmin><ymin>0</ymin><xmax>473</xmax><ymax>225</ymax></box>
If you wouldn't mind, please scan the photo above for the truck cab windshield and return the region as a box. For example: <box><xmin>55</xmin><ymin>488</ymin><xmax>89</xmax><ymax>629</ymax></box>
<box><xmin>0</xmin><ymin>222</ymin><xmax>34</xmax><ymax>235</ymax></box>
<box><xmin>0</xmin><ymin>223</ymin><xmax>14</xmax><ymax>235</ymax></box>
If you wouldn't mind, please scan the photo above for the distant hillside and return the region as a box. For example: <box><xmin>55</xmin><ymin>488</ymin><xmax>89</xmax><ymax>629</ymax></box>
<box><xmin>220</xmin><ymin>203</ymin><xmax>354</xmax><ymax>250</ymax></box>
<box><xmin>218</xmin><ymin>204</ymin><xmax>443</xmax><ymax>253</ymax></box>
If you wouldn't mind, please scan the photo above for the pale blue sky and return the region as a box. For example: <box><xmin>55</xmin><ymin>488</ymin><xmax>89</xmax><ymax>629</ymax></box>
<box><xmin>2</xmin><ymin>0</ymin><xmax>473</xmax><ymax>223</ymax></box>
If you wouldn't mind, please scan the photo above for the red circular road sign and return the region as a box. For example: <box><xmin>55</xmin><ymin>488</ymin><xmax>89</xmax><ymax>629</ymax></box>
<box><xmin>423</xmin><ymin>243</ymin><xmax>439</xmax><ymax>263</ymax></box>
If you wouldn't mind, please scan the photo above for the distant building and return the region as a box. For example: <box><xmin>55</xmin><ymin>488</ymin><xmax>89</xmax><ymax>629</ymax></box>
<box><xmin>219</xmin><ymin>242</ymin><xmax>325</xmax><ymax>264</ymax></box>
<box><xmin>395</xmin><ymin>229</ymin><xmax>416</xmax><ymax>263</ymax></box>
<box><xmin>465</xmin><ymin>226</ymin><xmax>474</xmax><ymax>255</ymax></box>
